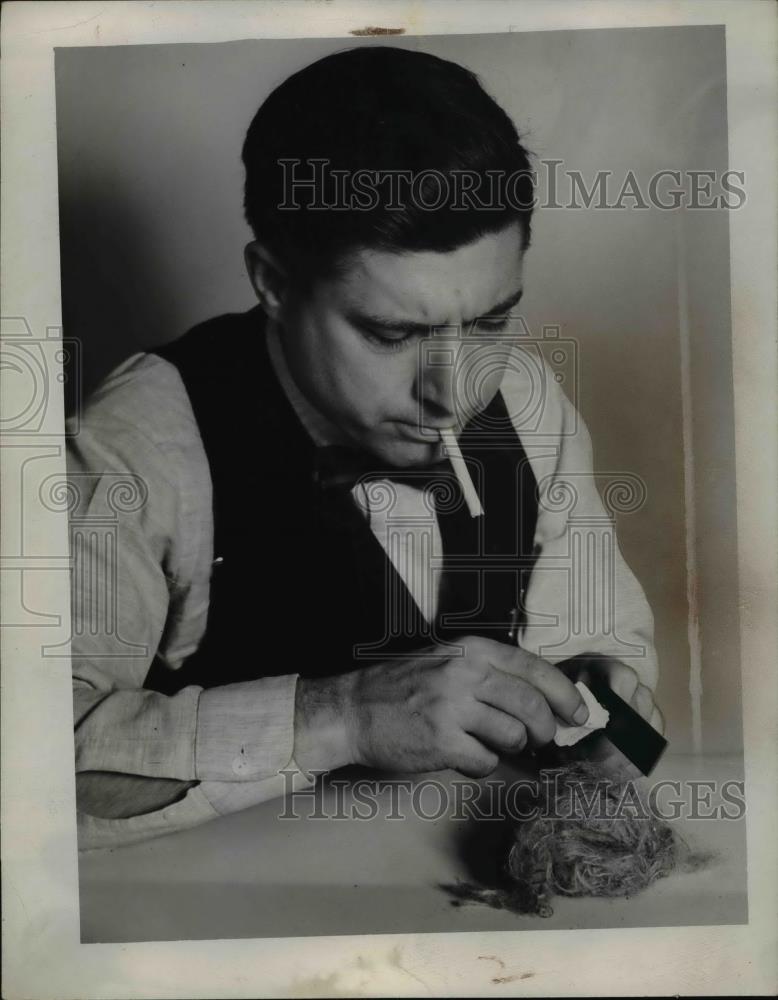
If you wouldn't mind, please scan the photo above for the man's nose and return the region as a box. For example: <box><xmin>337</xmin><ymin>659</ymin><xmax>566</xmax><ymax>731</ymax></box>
<box><xmin>421</xmin><ymin>394</ymin><xmax>457</xmax><ymax>426</ymax></box>
<box><xmin>416</xmin><ymin>343</ymin><xmax>464</xmax><ymax>425</ymax></box>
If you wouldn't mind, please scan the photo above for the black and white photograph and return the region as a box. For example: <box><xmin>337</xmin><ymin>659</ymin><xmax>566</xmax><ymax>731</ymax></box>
<box><xmin>2</xmin><ymin>2</ymin><xmax>776</xmax><ymax>997</ymax></box>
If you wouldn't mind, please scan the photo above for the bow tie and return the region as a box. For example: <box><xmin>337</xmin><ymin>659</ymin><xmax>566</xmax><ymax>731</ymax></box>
<box><xmin>314</xmin><ymin>444</ymin><xmax>456</xmax><ymax>493</ymax></box>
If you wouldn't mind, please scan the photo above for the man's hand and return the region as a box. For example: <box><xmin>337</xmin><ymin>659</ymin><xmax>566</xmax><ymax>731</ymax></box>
<box><xmin>559</xmin><ymin>653</ymin><xmax>664</xmax><ymax>735</ymax></box>
<box><xmin>541</xmin><ymin>653</ymin><xmax>665</xmax><ymax>781</ymax></box>
<box><xmin>293</xmin><ymin>636</ymin><xmax>590</xmax><ymax>778</ymax></box>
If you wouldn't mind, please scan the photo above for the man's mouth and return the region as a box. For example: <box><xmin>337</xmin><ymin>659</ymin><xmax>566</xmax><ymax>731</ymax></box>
<box><xmin>396</xmin><ymin>423</ymin><xmax>448</xmax><ymax>443</ymax></box>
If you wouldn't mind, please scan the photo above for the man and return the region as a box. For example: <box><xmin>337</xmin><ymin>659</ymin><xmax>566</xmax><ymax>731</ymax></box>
<box><xmin>69</xmin><ymin>46</ymin><xmax>661</xmax><ymax>849</ymax></box>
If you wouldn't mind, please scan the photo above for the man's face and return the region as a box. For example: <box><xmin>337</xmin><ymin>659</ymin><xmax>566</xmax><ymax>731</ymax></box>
<box><xmin>277</xmin><ymin>222</ymin><xmax>525</xmax><ymax>467</ymax></box>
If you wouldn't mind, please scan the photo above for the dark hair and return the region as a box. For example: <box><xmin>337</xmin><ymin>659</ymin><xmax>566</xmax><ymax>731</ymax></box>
<box><xmin>242</xmin><ymin>46</ymin><xmax>535</xmax><ymax>279</ymax></box>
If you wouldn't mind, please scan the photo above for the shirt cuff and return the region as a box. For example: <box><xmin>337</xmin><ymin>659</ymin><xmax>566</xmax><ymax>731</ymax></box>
<box><xmin>199</xmin><ymin>757</ymin><xmax>318</xmax><ymax>816</ymax></box>
<box><xmin>194</xmin><ymin>674</ymin><xmax>299</xmax><ymax>782</ymax></box>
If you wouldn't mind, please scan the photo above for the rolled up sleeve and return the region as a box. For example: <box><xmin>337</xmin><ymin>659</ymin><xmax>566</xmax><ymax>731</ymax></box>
<box><xmin>69</xmin><ymin>354</ymin><xmax>311</xmax><ymax>847</ymax></box>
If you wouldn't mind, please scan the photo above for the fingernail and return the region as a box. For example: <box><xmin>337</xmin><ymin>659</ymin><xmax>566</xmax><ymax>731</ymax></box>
<box><xmin>573</xmin><ymin>704</ymin><xmax>589</xmax><ymax>725</ymax></box>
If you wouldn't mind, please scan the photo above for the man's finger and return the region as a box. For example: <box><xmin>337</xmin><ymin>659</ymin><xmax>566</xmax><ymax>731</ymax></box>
<box><xmin>632</xmin><ymin>682</ymin><xmax>654</xmax><ymax>722</ymax></box>
<box><xmin>607</xmin><ymin>660</ymin><xmax>640</xmax><ymax>703</ymax></box>
<box><xmin>449</xmin><ymin>732</ymin><xmax>500</xmax><ymax>779</ymax></box>
<box><xmin>465</xmin><ymin>702</ymin><xmax>529</xmax><ymax>753</ymax></box>
<box><xmin>485</xmin><ymin>643</ymin><xmax>589</xmax><ymax>727</ymax></box>
<box><xmin>476</xmin><ymin>671</ymin><xmax>557</xmax><ymax>746</ymax></box>
<box><xmin>649</xmin><ymin>705</ymin><xmax>665</xmax><ymax>736</ymax></box>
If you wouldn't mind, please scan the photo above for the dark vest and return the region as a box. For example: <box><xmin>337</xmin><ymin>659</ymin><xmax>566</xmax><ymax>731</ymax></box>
<box><xmin>144</xmin><ymin>307</ymin><xmax>539</xmax><ymax>694</ymax></box>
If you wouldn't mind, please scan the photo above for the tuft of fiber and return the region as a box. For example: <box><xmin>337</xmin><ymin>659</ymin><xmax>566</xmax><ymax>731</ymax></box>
<box><xmin>444</xmin><ymin>763</ymin><xmax>713</xmax><ymax>917</ymax></box>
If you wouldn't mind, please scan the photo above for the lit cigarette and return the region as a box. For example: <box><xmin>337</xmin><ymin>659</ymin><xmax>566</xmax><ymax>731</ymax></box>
<box><xmin>439</xmin><ymin>428</ymin><xmax>484</xmax><ymax>518</ymax></box>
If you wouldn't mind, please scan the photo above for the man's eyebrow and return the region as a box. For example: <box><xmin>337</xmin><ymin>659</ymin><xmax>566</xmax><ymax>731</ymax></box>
<box><xmin>347</xmin><ymin>286</ymin><xmax>524</xmax><ymax>336</ymax></box>
<box><xmin>479</xmin><ymin>286</ymin><xmax>524</xmax><ymax>320</ymax></box>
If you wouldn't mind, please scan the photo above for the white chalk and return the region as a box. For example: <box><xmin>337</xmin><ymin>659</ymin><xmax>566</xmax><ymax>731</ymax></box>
<box><xmin>553</xmin><ymin>681</ymin><xmax>610</xmax><ymax>747</ymax></box>
<box><xmin>439</xmin><ymin>428</ymin><xmax>484</xmax><ymax>518</ymax></box>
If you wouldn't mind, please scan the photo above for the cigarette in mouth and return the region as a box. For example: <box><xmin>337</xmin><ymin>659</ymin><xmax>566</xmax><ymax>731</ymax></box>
<box><xmin>439</xmin><ymin>428</ymin><xmax>484</xmax><ymax>518</ymax></box>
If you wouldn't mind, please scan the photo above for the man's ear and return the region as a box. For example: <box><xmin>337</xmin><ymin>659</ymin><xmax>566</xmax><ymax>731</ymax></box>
<box><xmin>244</xmin><ymin>241</ymin><xmax>288</xmax><ymax>318</ymax></box>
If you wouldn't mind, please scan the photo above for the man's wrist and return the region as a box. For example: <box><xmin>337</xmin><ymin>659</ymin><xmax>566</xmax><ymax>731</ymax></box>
<box><xmin>292</xmin><ymin>672</ymin><xmax>356</xmax><ymax>775</ymax></box>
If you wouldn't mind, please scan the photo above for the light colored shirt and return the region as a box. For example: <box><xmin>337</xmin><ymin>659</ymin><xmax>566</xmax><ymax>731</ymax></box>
<box><xmin>68</xmin><ymin>326</ymin><xmax>658</xmax><ymax>849</ymax></box>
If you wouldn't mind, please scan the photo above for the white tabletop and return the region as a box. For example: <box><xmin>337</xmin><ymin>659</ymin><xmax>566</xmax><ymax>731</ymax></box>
<box><xmin>79</xmin><ymin>754</ymin><xmax>747</xmax><ymax>942</ymax></box>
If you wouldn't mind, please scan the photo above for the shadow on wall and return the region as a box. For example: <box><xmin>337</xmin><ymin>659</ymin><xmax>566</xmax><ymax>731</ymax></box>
<box><xmin>59</xmin><ymin>180</ymin><xmax>176</xmax><ymax>413</ymax></box>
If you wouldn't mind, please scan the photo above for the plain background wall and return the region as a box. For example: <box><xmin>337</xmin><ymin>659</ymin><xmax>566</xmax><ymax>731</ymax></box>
<box><xmin>55</xmin><ymin>26</ymin><xmax>741</xmax><ymax>755</ymax></box>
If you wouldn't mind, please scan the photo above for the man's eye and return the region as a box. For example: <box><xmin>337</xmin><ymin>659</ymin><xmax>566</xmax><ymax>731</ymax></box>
<box><xmin>475</xmin><ymin>318</ymin><xmax>510</xmax><ymax>334</ymax></box>
<box><xmin>362</xmin><ymin>326</ymin><xmax>415</xmax><ymax>351</ymax></box>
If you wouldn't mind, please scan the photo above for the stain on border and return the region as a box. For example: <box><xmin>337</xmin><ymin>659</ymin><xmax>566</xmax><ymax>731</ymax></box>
<box><xmin>351</xmin><ymin>26</ymin><xmax>406</xmax><ymax>36</ymax></box>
